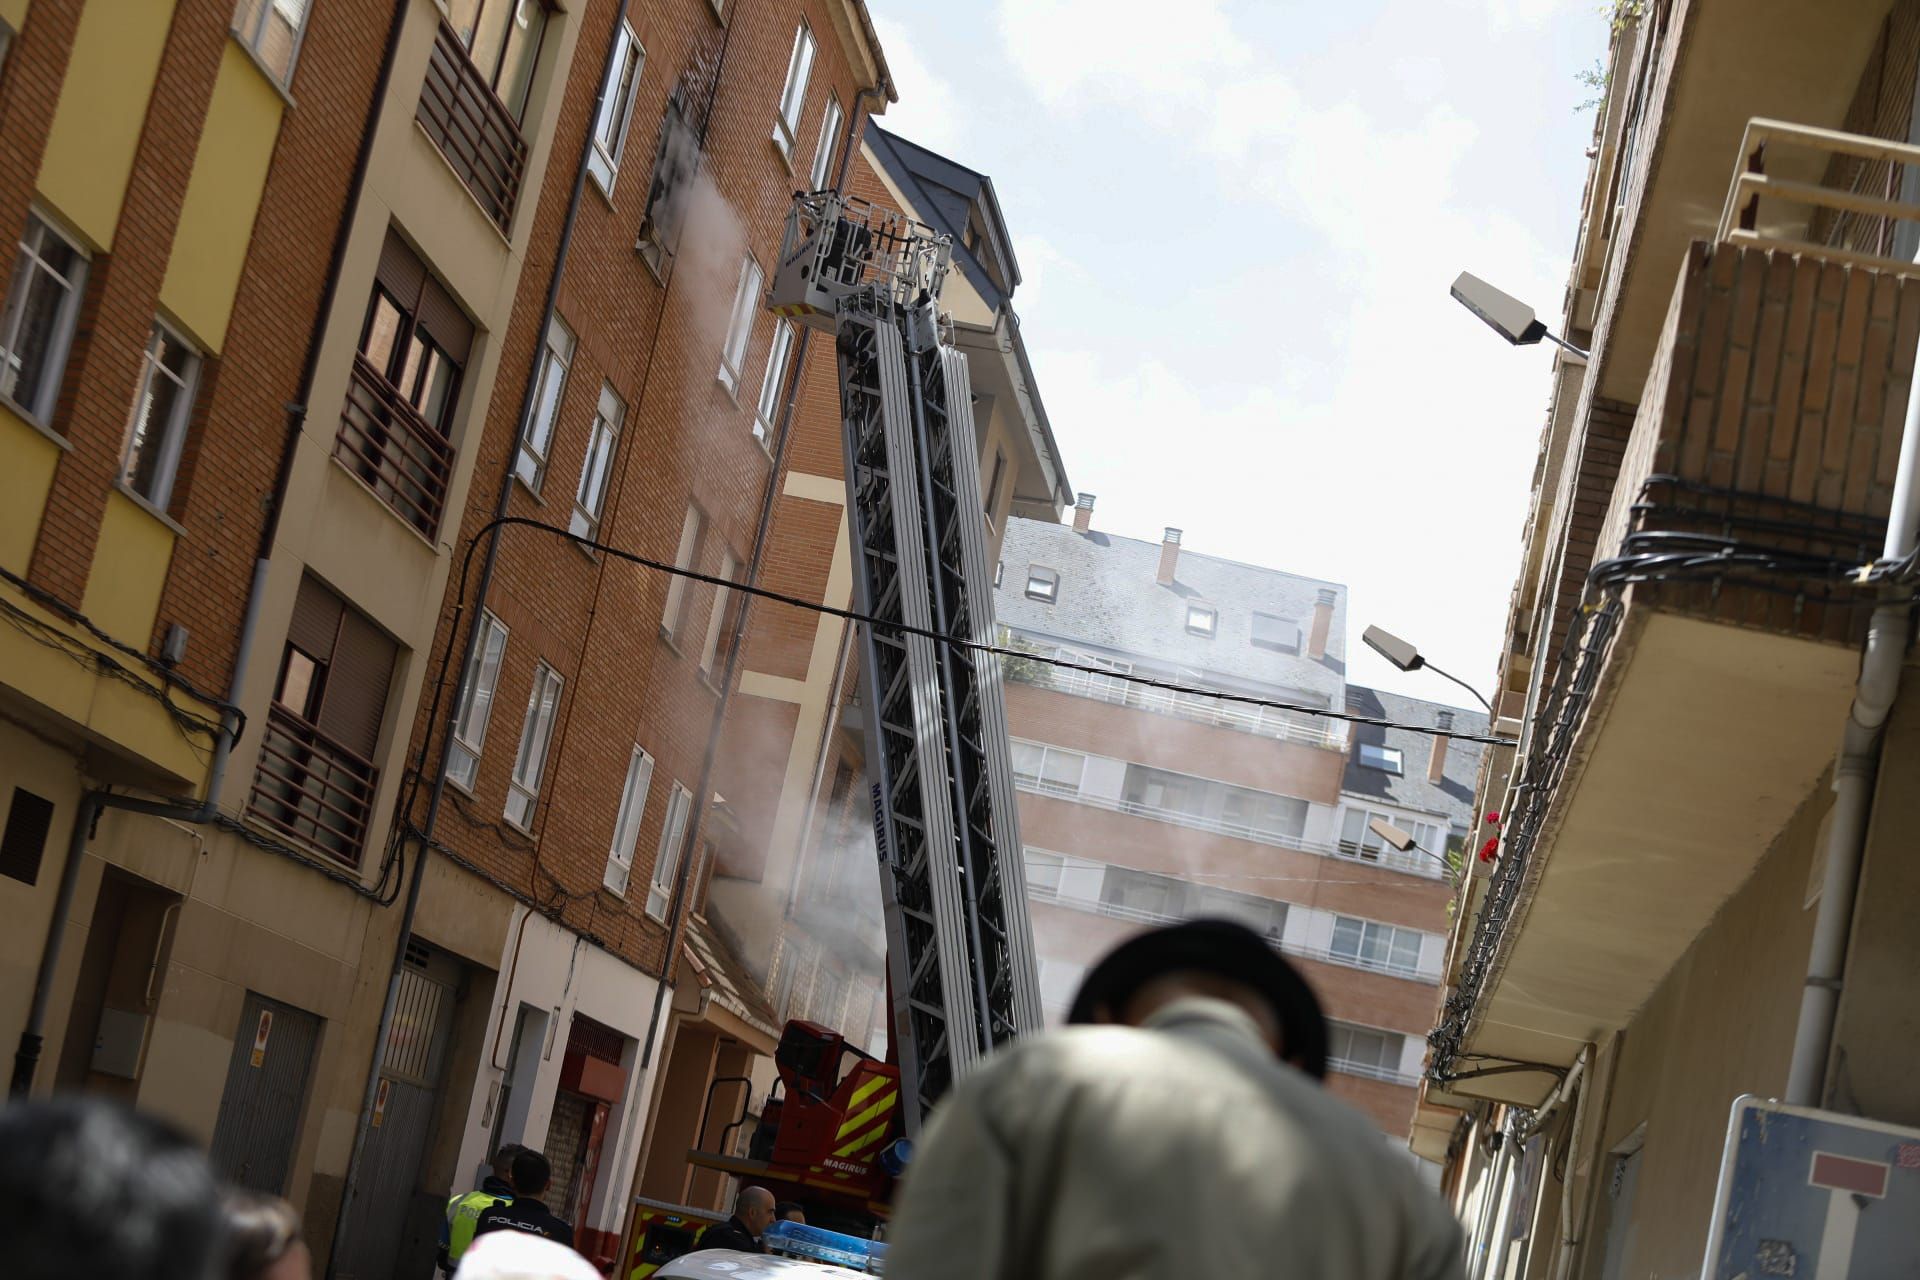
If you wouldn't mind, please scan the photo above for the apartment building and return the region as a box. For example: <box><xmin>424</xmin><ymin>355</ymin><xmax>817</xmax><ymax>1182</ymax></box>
<box><xmin>689</xmin><ymin>124</ymin><xmax>1073</xmax><ymax>1156</ymax></box>
<box><xmin>992</xmin><ymin>507</ymin><xmax>1482</xmax><ymax>1143</ymax></box>
<box><xmin>1426</xmin><ymin>3</ymin><xmax>1920</xmax><ymax>1275</ymax></box>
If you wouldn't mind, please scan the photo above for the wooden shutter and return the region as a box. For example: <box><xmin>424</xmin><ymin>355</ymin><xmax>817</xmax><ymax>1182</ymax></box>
<box><xmin>317</xmin><ymin>608</ymin><xmax>396</xmax><ymax>759</ymax></box>
<box><xmin>288</xmin><ymin>575</ymin><xmax>344</xmax><ymax>661</ymax></box>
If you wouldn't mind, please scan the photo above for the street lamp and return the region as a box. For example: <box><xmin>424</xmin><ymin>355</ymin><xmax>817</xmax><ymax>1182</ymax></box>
<box><xmin>1366</xmin><ymin>816</ymin><xmax>1455</xmax><ymax>877</ymax></box>
<box><xmin>1362</xmin><ymin>624</ymin><xmax>1494</xmax><ymax>713</ymax></box>
<box><xmin>1450</xmin><ymin>271</ymin><xmax>1589</xmax><ymax>360</ymax></box>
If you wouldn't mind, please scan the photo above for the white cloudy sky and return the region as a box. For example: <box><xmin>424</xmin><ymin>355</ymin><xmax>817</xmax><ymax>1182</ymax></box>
<box><xmin>870</xmin><ymin>0</ymin><xmax>1604</xmax><ymax>706</ymax></box>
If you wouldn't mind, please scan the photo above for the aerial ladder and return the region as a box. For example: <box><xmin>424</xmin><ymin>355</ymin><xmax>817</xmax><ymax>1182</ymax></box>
<box><xmin>621</xmin><ymin>195</ymin><xmax>1044</xmax><ymax>1273</ymax></box>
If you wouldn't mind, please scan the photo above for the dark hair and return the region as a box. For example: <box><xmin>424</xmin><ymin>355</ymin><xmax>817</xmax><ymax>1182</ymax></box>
<box><xmin>0</xmin><ymin>1098</ymin><xmax>224</xmax><ymax>1280</ymax></box>
<box><xmin>491</xmin><ymin>1143</ymin><xmax>532</xmax><ymax>1180</ymax></box>
<box><xmin>510</xmin><ymin>1148</ymin><xmax>552</xmax><ymax>1197</ymax></box>
<box><xmin>223</xmin><ymin>1190</ymin><xmax>303</xmax><ymax>1280</ymax></box>
<box><xmin>774</xmin><ymin>1202</ymin><xmax>804</xmax><ymax>1221</ymax></box>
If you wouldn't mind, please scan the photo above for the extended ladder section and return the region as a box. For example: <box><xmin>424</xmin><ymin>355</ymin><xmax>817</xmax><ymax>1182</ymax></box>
<box><xmin>770</xmin><ymin>193</ymin><xmax>1043</xmax><ymax>1128</ymax></box>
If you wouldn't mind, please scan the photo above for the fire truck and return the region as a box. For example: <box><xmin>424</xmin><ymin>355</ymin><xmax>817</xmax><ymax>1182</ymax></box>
<box><xmin>618</xmin><ymin>192</ymin><xmax>1043</xmax><ymax>1278</ymax></box>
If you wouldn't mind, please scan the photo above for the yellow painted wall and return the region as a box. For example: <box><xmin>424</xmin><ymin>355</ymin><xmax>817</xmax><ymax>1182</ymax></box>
<box><xmin>35</xmin><ymin>0</ymin><xmax>178</xmax><ymax>250</ymax></box>
<box><xmin>160</xmin><ymin>41</ymin><xmax>286</xmax><ymax>353</ymax></box>
<box><xmin>81</xmin><ymin>489</ymin><xmax>175</xmax><ymax>647</ymax></box>
<box><xmin>0</xmin><ymin>404</ymin><xmax>60</xmax><ymax>574</ymax></box>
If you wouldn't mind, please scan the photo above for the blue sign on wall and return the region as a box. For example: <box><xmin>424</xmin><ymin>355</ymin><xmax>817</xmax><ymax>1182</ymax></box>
<box><xmin>1703</xmin><ymin>1096</ymin><xmax>1920</xmax><ymax>1279</ymax></box>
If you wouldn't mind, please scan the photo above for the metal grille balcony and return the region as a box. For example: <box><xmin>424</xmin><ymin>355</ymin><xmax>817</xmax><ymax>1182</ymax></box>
<box><xmin>336</xmin><ymin>354</ymin><xmax>453</xmax><ymax>538</ymax></box>
<box><xmin>248</xmin><ymin>706</ymin><xmax>377</xmax><ymax>867</ymax></box>
<box><xmin>416</xmin><ymin>20</ymin><xmax>528</xmax><ymax>233</ymax></box>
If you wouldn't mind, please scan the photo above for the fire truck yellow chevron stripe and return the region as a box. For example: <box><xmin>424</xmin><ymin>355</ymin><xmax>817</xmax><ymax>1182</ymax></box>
<box><xmin>845</xmin><ymin>1075</ymin><xmax>891</xmax><ymax>1112</ymax></box>
<box><xmin>833</xmin><ymin>1121</ymin><xmax>892</xmax><ymax>1159</ymax></box>
<box><xmin>834</xmin><ymin>1089</ymin><xmax>898</xmax><ymax>1143</ymax></box>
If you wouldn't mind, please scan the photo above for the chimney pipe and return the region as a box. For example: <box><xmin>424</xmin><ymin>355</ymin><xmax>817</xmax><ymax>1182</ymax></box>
<box><xmin>1308</xmin><ymin>588</ymin><xmax>1336</xmax><ymax>660</ymax></box>
<box><xmin>1073</xmin><ymin>493</ymin><xmax>1096</xmax><ymax>535</ymax></box>
<box><xmin>1156</xmin><ymin>527</ymin><xmax>1182</xmax><ymax>586</ymax></box>
<box><xmin>1428</xmin><ymin>710</ymin><xmax>1454</xmax><ymax>784</ymax></box>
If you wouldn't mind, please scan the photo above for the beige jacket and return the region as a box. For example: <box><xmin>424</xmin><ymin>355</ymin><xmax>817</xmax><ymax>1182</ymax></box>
<box><xmin>884</xmin><ymin>997</ymin><xmax>1464</xmax><ymax>1280</ymax></box>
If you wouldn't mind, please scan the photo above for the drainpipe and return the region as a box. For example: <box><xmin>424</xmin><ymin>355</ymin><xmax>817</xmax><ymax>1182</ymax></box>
<box><xmin>6</xmin><ymin>0</ymin><xmax>408</xmax><ymax>1102</ymax></box>
<box><xmin>327</xmin><ymin>3</ymin><xmax>634</xmax><ymax>1272</ymax></box>
<box><xmin>1784</xmin><ymin>310</ymin><xmax>1920</xmax><ymax>1105</ymax></box>
<box><xmin>1550</xmin><ymin>1045</ymin><xmax>1595</xmax><ymax>1280</ymax></box>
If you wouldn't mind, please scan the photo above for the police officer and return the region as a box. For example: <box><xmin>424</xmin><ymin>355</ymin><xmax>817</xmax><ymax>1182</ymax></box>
<box><xmin>473</xmin><ymin>1149</ymin><xmax>574</xmax><ymax>1250</ymax></box>
<box><xmin>439</xmin><ymin>1144</ymin><xmax>528</xmax><ymax>1274</ymax></box>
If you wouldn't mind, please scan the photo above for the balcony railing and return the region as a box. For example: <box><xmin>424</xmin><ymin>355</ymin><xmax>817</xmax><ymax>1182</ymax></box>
<box><xmin>1327</xmin><ymin>1057</ymin><xmax>1420</xmax><ymax>1086</ymax></box>
<box><xmin>1027</xmin><ymin>874</ymin><xmax>1437</xmax><ymax>984</ymax></box>
<box><xmin>1718</xmin><ymin>118</ymin><xmax>1920</xmax><ymax>276</ymax></box>
<box><xmin>248</xmin><ymin>705</ymin><xmax>378</xmax><ymax>867</ymax></box>
<box><xmin>337</xmin><ymin>354</ymin><xmax>454</xmax><ymax>538</ymax></box>
<box><xmin>1006</xmin><ymin>656</ymin><xmax>1346</xmax><ymax>751</ymax></box>
<box><xmin>1015</xmin><ymin>775</ymin><xmax>1446</xmax><ymax>880</ymax></box>
<box><xmin>416</xmin><ymin>20</ymin><xmax>528</xmax><ymax>233</ymax></box>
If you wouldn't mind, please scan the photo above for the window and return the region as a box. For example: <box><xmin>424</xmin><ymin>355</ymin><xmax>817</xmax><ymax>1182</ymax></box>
<box><xmin>0</xmin><ymin>213</ymin><xmax>88</xmax><ymax>424</ymax></box>
<box><xmin>505</xmin><ymin>661</ymin><xmax>563</xmax><ymax>829</ymax></box>
<box><xmin>1328</xmin><ymin>1023</ymin><xmax>1405</xmax><ymax>1077</ymax></box>
<box><xmin>699</xmin><ymin>549</ymin><xmax>741</xmax><ymax>677</ymax></box>
<box><xmin>447</xmin><ymin>612</ymin><xmax>508</xmax><ymax>790</ymax></box>
<box><xmin>1024</xmin><ymin>849</ymin><xmax>1065</xmax><ymax>898</ymax></box>
<box><xmin>1329</xmin><ymin>915</ymin><xmax>1424</xmax><ymax>975</ymax></box>
<box><xmin>1120</xmin><ymin>763</ymin><xmax>1309</xmax><ymax>844</ymax></box>
<box><xmin>752</xmin><ymin>318</ymin><xmax>795</xmax><ymax>444</ymax></box>
<box><xmin>771</xmin><ymin>23</ymin><xmax>816</xmax><ymax>158</ymax></box>
<box><xmin>1010</xmin><ymin>741</ymin><xmax>1085</xmax><ymax>795</ymax></box>
<box><xmin>230</xmin><ymin>0</ymin><xmax>312</xmax><ymax>85</ymax></box>
<box><xmin>1186</xmin><ymin>604</ymin><xmax>1217</xmax><ymax>637</ymax></box>
<box><xmin>660</xmin><ymin>504</ymin><xmax>707</xmax><ymax>639</ymax></box>
<box><xmin>588</xmin><ymin>23</ymin><xmax>645</xmax><ymax>192</ymax></box>
<box><xmin>1025</xmin><ymin>565</ymin><xmax>1059</xmax><ymax>603</ymax></box>
<box><xmin>249</xmin><ymin>576</ymin><xmax>396</xmax><ymax>865</ymax></box>
<box><xmin>604</xmin><ymin>746</ymin><xmax>655</xmax><ymax>895</ymax></box>
<box><xmin>994</xmin><ymin>561</ymin><xmax>1004</xmax><ymax>587</ymax></box>
<box><xmin>120</xmin><ymin>322</ymin><xmax>201</xmax><ymax>512</ymax></box>
<box><xmin>808</xmin><ymin>96</ymin><xmax>844</xmax><ymax>190</ymax></box>
<box><xmin>0</xmin><ymin>787</ymin><xmax>55</xmax><ymax>886</ymax></box>
<box><xmin>570</xmin><ymin>382</ymin><xmax>624</xmax><ymax>539</ymax></box>
<box><xmin>1358</xmin><ymin>742</ymin><xmax>1404</xmax><ymax>774</ymax></box>
<box><xmin>983</xmin><ymin>451</ymin><xmax>1006</xmax><ymax>525</ymax></box>
<box><xmin>717</xmin><ymin>256</ymin><xmax>763</xmax><ymax>394</ymax></box>
<box><xmin>445</xmin><ymin>0</ymin><xmax>550</xmax><ymax>122</ymax></box>
<box><xmin>1250</xmin><ymin>612</ymin><xmax>1301</xmax><ymax>653</ymax></box>
<box><xmin>516</xmin><ymin>317</ymin><xmax>573</xmax><ymax>491</ymax></box>
<box><xmin>648</xmin><ymin>782</ymin><xmax>693</xmax><ymax>919</ymax></box>
<box><xmin>1339</xmin><ymin>808</ymin><xmax>1442</xmax><ymax>868</ymax></box>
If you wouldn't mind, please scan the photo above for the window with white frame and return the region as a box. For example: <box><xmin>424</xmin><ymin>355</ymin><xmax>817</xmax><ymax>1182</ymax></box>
<box><xmin>1023</xmin><ymin>848</ymin><xmax>1066</xmax><ymax>898</ymax></box>
<box><xmin>570</xmin><ymin>381</ymin><xmax>624</xmax><ymax>538</ymax></box>
<box><xmin>587</xmin><ymin>23</ymin><xmax>645</xmax><ymax>192</ymax></box>
<box><xmin>1010</xmin><ymin>741</ymin><xmax>1085</xmax><ymax>795</ymax></box>
<box><xmin>752</xmin><ymin>318</ymin><xmax>795</xmax><ymax>444</ymax></box>
<box><xmin>230</xmin><ymin>0</ymin><xmax>312</xmax><ymax>86</ymax></box>
<box><xmin>446</xmin><ymin>612</ymin><xmax>508</xmax><ymax>790</ymax></box>
<box><xmin>1357</xmin><ymin>742</ymin><xmax>1404</xmax><ymax>774</ymax></box>
<box><xmin>516</xmin><ymin>316</ymin><xmax>573</xmax><ymax>491</ymax></box>
<box><xmin>660</xmin><ymin>503</ymin><xmax>707</xmax><ymax>640</ymax></box>
<box><xmin>1329</xmin><ymin>915</ymin><xmax>1423</xmax><ymax>975</ymax></box>
<box><xmin>1186</xmin><ymin>603</ymin><xmax>1218</xmax><ymax>637</ymax></box>
<box><xmin>699</xmin><ymin>548</ymin><xmax>740</xmax><ymax>677</ymax></box>
<box><xmin>1025</xmin><ymin>565</ymin><xmax>1059</xmax><ymax>603</ymax></box>
<box><xmin>808</xmin><ymin>96</ymin><xmax>843</xmax><ymax>190</ymax></box>
<box><xmin>0</xmin><ymin>213</ymin><xmax>89</xmax><ymax>424</ymax></box>
<box><xmin>771</xmin><ymin>22</ymin><xmax>816</xmax><ymax>158</ymax></box>
<box><xmin>647</xmin><ymin>781</ymin><xmax>693</xmax><ymax>919</ymax></box>
<box><xmin>1250</xmin><ymin>611</ymin><xmax>1301</xmax><ymax>653</ymax></box>
<box><xmin>717</xmin><ymin>256</ymin><xmax>763</xmax><ymax>394</ymax></box>
<box><xmin>504</xmin><ymin>661</ymin><xmax>563</xmax><ymax>829</ymax></box>
<box><xmin>983</xmin><ymin>451</ymin><xmax>1006</xmax><ymax>525</ymax></box>
<box><xmin>604</xmin><ymin>745</ymin><xmax>655</xmax><ymax>895</ymax></box>
<box><xmin>120</xmin><ymin>321</ymin><xmax>201</xmax><ymax>511</ymax></box>
<box><xmin>1328</xmin><ymin>1022</ymin><xmax>1405</xmax><ymax>1077</ymax></box>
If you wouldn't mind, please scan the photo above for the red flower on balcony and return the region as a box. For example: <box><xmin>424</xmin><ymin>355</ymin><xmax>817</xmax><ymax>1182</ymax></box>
<box><xmin>1479</xmin><ymin>835</ymin><xmax>1501</xmax><ymax>863</ymax></box>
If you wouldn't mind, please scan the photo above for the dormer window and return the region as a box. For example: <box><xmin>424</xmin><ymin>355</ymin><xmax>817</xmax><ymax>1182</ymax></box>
<box><xmin>1358</xmin><ymin>743</ymin><xmax>1404</xmax><ymax>775</ymax></box>
<box><xmin>1026</xmin><ymin>565</ymin><xmax>1059</xmax><ymax>603</ymax></box>
<box><xmin>1251</xmin><ymin>612</ymin><xmax>1301</xmax><ymax>653</ymax></box>
<box><xmin>1186</xmin><ymin>604</ymin><xmax>1217</xmax><ymax>637</ymax></box>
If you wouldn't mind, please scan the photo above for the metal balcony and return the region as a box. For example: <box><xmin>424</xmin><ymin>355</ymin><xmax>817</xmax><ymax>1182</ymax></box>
<box><xmin>416</xmin><ymin>20</ymin><xmax>528</xmax><ymax>233</ymax></box>
<box><xmin>336</xmin><ymin>354</ymin><xmax>454</xmax><ymax>538</ymax></box>
<box><xmin>248</xmin><ymin>705</ymin><xmax>378</xmax><ymax>867</ymax></box>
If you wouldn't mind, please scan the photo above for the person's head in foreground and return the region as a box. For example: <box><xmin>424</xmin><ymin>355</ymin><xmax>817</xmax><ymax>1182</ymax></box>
<box><xmin>737</xmin><ymin>1184</ymin><xmax>777</xmax><ymax>1235</ymax></box>
<box><xmin>454</xmin><ymin>1231</ymin><xmax>598</xmax><ymax>1280</ymax></box>
<box><xmin>1066</xmin><ymin>916</ymin><xmax>1329</xmax><ymax>1077</ymax></box>
<box><xmin>775</xmin><ymin>1201</ymin><xmax>806</xmax><ymax>1224</ymax></box>
<box><xmin>223</xmin><ymin>1191</ymin><xmax>310</xmax><ymax>1280</ymax></box>
<box><xmin>0</xmin><ymin>1097</ymin><xmax>225</xmax><ymax>1280</ymax></box>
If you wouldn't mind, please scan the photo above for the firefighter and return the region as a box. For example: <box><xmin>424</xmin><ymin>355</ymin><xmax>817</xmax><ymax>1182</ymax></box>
<box><xmin>699</xmin><ymin>1185</ymin><xmax>776</xmax><ymax>1253</ymax></box>
<box><xmin>884</xmin><ymin>920</ymin><xmax>1466</xmax><ymax>1279</ymax></box>
<box><xmin>440</xmin><ymin>1144</ymin><xmax>530</xmax><ymax>1274</ymax></box>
